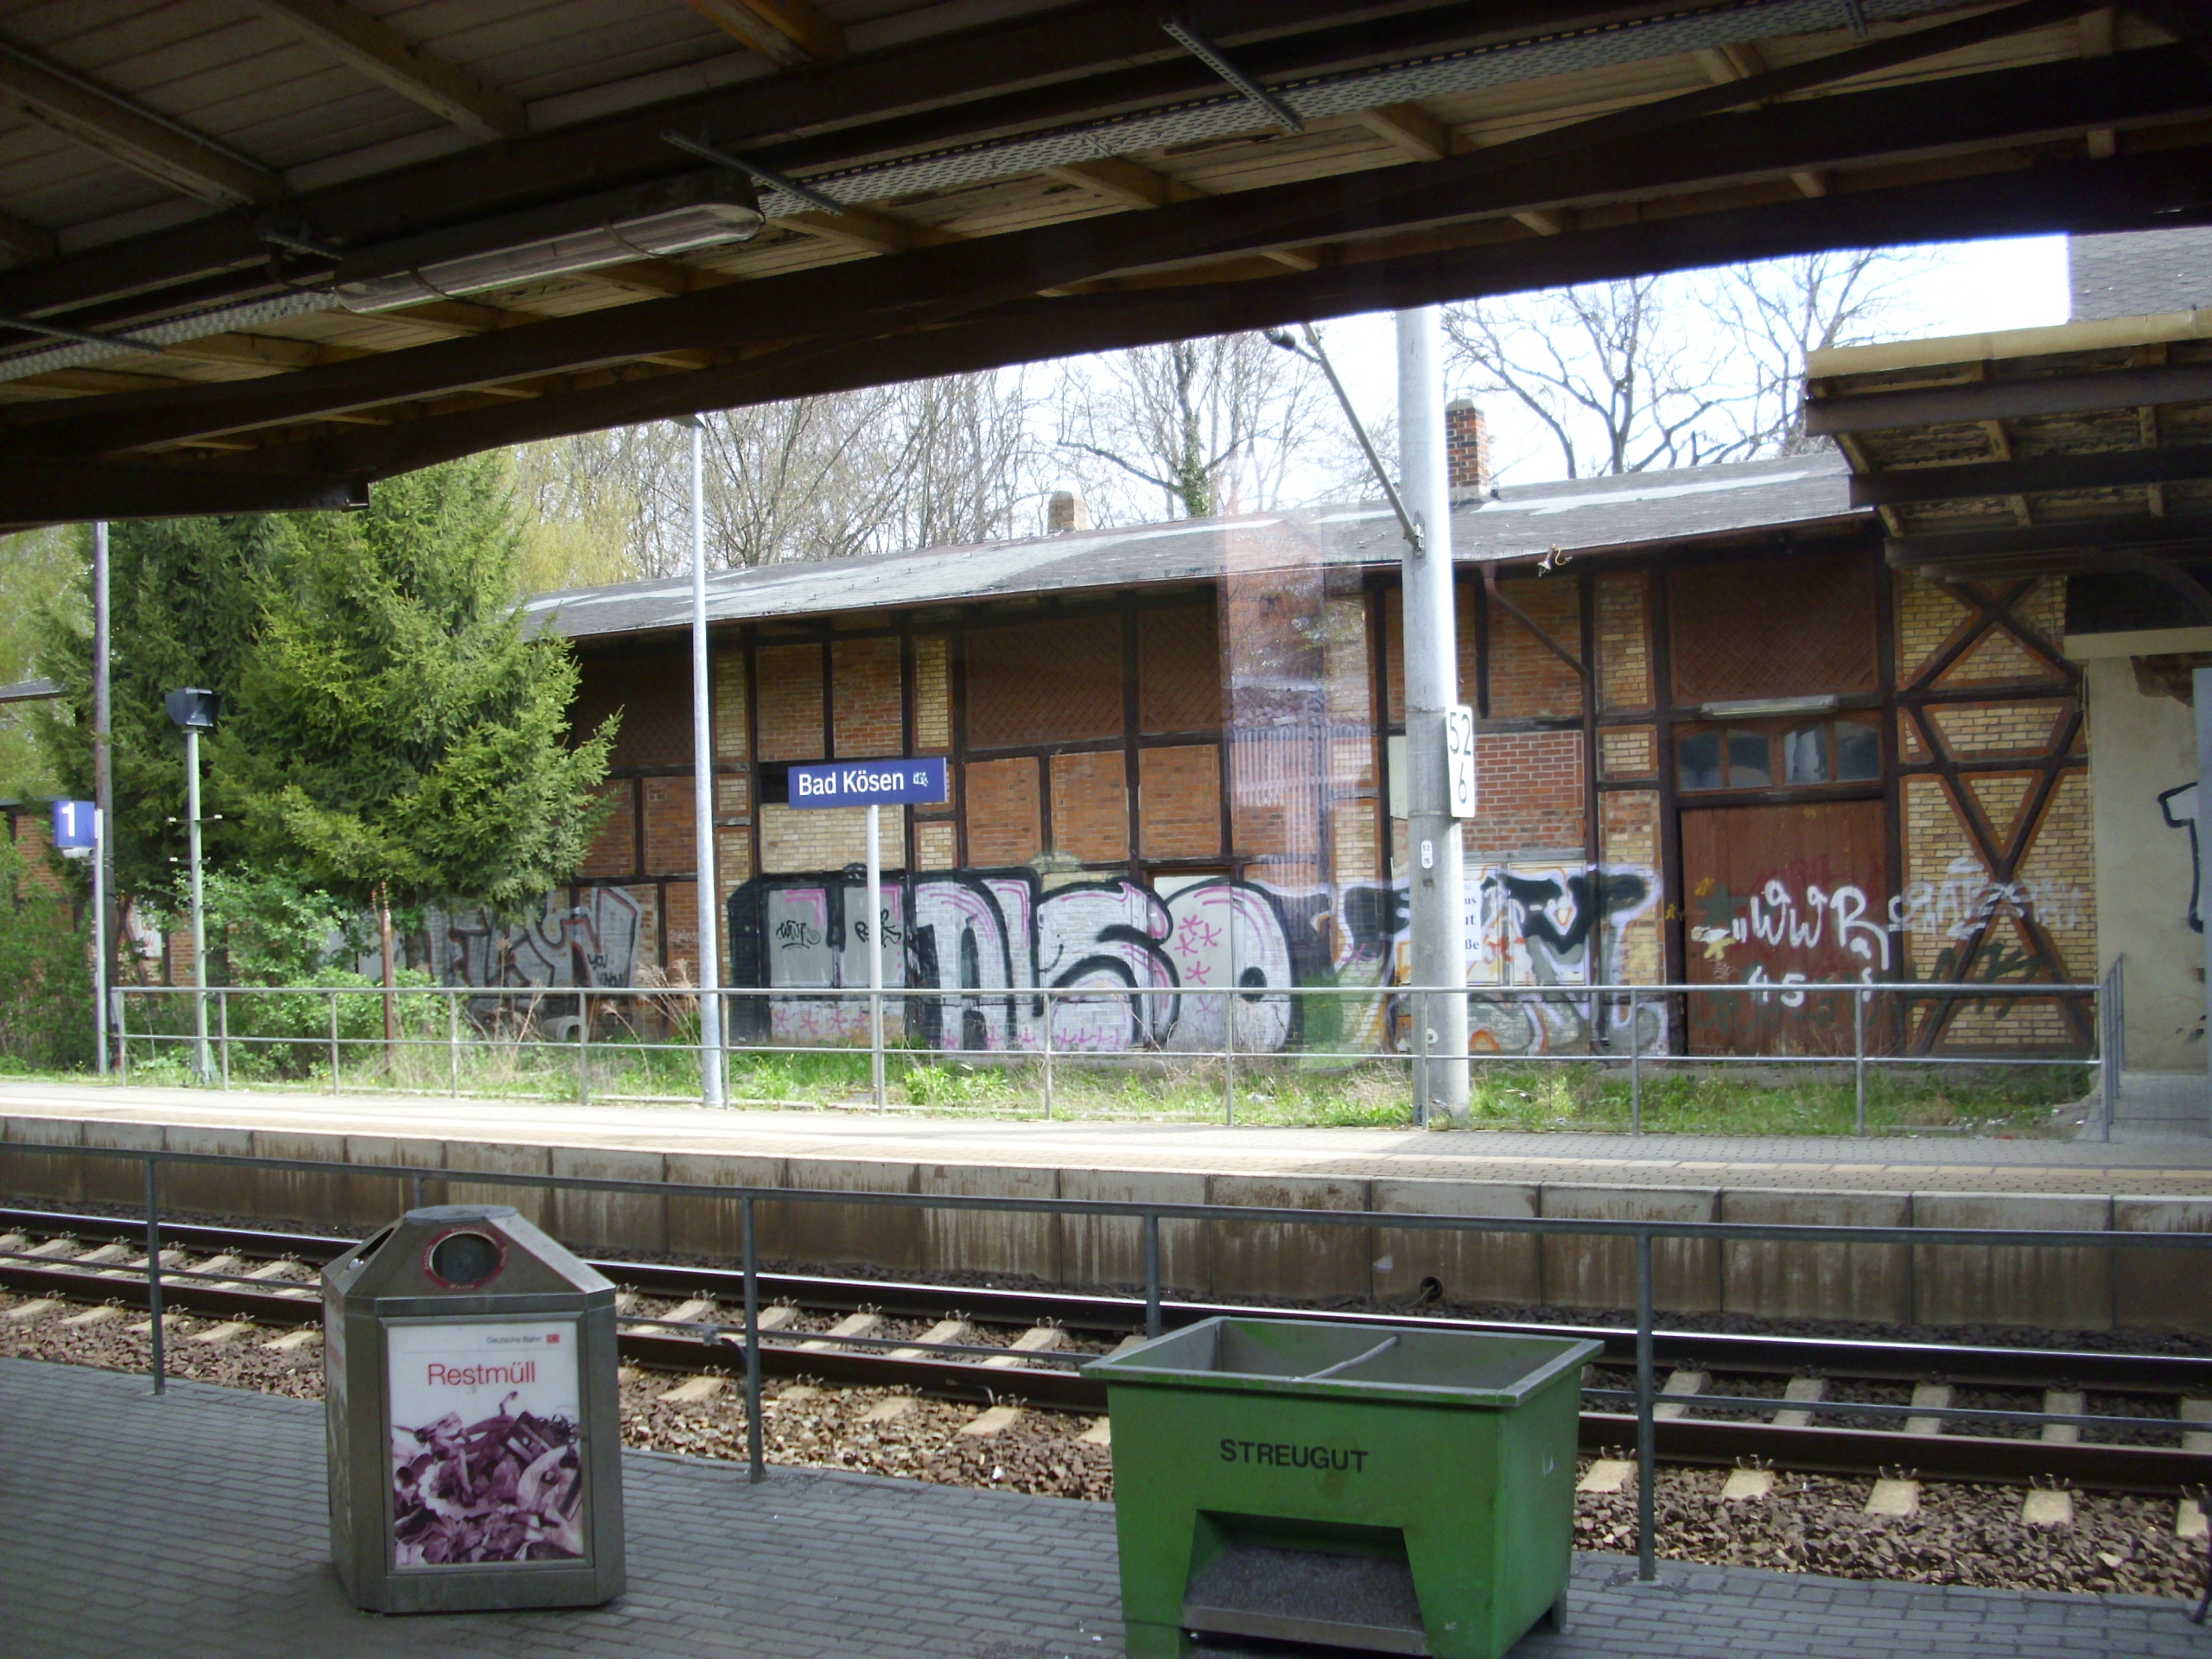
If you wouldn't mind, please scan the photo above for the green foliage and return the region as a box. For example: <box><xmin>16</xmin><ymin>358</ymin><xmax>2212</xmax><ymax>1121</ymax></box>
<box><xmin>219</xmin><ymin>455</ymin><xmax>616</xmax><ymax>919</ymax></box>
<box><xmin>35</xmin><ymin>513</ymin><xmax>289</xmax><ymax>895</ymax></box>
<box><xmin>0</xmin><ymin>837</ymin><xmax>92</xmax><ymax>1072</ymax></box>
<box><xmin>0</xmin><ymin>526</ymin><xmax>82</xmax><ymax>801</ymax></box>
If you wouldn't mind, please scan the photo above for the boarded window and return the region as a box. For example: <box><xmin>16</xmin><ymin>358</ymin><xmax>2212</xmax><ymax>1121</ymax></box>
<box><xmin>1139</xmin><ymin>744</ymin><xmax>1222</xmax><ymax>858</ymax></box>
<box><xmin>1051</xmin><ymin>750</ymin><xmax>1129</xmax><ymax>861</ymax></box>
<box><xmin>965</xmin><ymin>757</ymin><xmax>1042</xmax><ymax>865</ymax></box>
<box><xmin>756</xmin><ymin>643</ymin><xmax>825</xmax><ymax>760</ymax></box>
<box><xmin>1138</xmin><ymin>605</ymin><xmax>1221</xmax><ymax>734</ymax></box>
<box><xmin>1669</xmin><ymin>550</ymin><xmax>1878</xmax><ymax>705</ymax></box>
<box><xmin>575</xmin><ymin>658</ymin><xmax>690</xmax><ymax>768</ymax></box>
<box><xmin>967</xmin><ymin>615</ymin><xmax>1123</xmax><ymax>748</ymax></box>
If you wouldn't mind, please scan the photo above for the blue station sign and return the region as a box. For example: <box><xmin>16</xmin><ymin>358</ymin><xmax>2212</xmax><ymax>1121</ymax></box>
<box><xmin>49</xmin><ymin>798</ymin><xmax>98</xmax><ymax>849</ymax></box>
<box><xmin>789</xmin><ymin>756</ymin><xmax>948</xmax><ymax>809</ymax></box>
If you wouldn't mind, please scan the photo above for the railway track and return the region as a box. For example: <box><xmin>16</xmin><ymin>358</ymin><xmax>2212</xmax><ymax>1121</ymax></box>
<box><xmin>7</xmin><ymin>1205</ymin><xmax>2212</xmax><ymax>1495</ymax></box>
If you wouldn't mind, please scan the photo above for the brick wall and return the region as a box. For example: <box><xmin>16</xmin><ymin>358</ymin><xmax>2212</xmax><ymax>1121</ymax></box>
<box><xmin>1466</xmin><ymin>730</ymin><xmax>1585</xmax><ymax>858</ymax></box>
<box><xmin>1597</xmin><ymin>571</ymin><xmax>1653</xmax><ymax>710</ymax></box>
<box><xmin>913</xmin><ymin>634</ymin><xmax>950</xmax><ymax>752</ymax></box>
<box><xmin>965</xmin><ymin>756</ymin><xmax>1040</xmax><ymax>865</ymax></box>
<box><xmin>756</xmin><ymin>643</ymin><xmax>824</xmax><ymax>760</ymax></box>
<box><xmin>1139</xmin><ymin>744</ymin><xmax>1222</xmax><ymax>858</ymax></box>
<box><xmin>1049</xmin><ymin>749</ymin><xmax>1128</xmax><ymax>862</ymax></box>
<box><xmin>831</xmin><ymin>636</ymin><xmax>902</xmax><ymax>758</ymax></box>
<box><xmin>711</xmin><ymin>650</ymin><xmax>747</xmax><ymax>761</ymax></box>
<box><xmin>760</xmin><ymin>803</ymin><xmax>887</xmax><ymax>873</ymax></box>
<box><xmin>642</xmin><ymin>776</ymin><xmax>696</xmax><ymax>875</ymax></box>
<box><xmin>578</xmin><ymin>780</ymin><xmax>637</xmax><ymax>877</ymax></box>
<box><xmin>1489</xmin><ymin>575</ymin><xmax>1581</xmax><ymax>719</ymax></box>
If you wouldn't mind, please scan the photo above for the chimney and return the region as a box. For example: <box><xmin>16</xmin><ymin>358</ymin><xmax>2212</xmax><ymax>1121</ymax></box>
<box><xmin>1446</xmin><ymin>399</ymin><xmax>1491</xmax><ymax>495</ymax></box>
<box><xmin>1047</xmin><ymin>489</ymin><xmax>1090</xmax><ymax>533</ymax></box>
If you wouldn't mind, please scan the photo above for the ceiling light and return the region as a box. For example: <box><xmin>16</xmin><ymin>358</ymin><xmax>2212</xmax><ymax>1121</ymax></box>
<box><xmin>332</xmin><ymin>170</ymin><xmax>763</xmax><ymax>313</ymax></box>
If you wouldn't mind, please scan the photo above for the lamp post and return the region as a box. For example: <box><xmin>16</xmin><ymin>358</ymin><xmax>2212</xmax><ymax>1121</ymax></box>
<box><xmin>679</xmin><ymin>415</ymin><xmax>724</xmax><ymax>1108</ymax></box>
<box><xmin>163</xmin><ymin>688</ymin><xmax>219</xmax><ymax>1080</ymax></box>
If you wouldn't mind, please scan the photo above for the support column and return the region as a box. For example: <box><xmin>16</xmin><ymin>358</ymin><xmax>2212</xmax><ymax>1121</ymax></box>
<box><xmin>688</xmin><ymin>417</ymin><xmax>725</xmax><ymax>1108</ymax></box>
<box><xmin>1397</xmin><ymin>307</ymin><xmax>1469</xmax><ymax>1122</ymax></box>
<box><xmin>2196</xmin><ymin>665</ymin><xmax>2212</xmax><ymax>1128</ymax></box>
<box><xmin>92</xmin><ymin>520</ymin><xmax>111</xmax><ymax>1075</ymax></box>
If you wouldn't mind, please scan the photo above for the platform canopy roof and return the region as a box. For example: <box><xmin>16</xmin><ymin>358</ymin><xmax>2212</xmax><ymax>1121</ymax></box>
<box><xmin>1806</xmin><ymin>306</ymin><xmax>2212</xmax><ymax>614</ymax></box>
<box><xmin>0</xmin><ymin>0</ymin><xmax>2208</xmax><ymax>530</ymax></box>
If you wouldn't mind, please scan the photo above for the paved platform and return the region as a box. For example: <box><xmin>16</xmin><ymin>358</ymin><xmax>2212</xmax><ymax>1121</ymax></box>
<box><xmin>7</xmin><ymin>1077</ymin><xmax>2212</xmax><ymax>1194</ymax></box>
<box><xmin>1</xmin><ymin>1357</ymin><xmax>2201</xmax><ymax>1659</ymax></box>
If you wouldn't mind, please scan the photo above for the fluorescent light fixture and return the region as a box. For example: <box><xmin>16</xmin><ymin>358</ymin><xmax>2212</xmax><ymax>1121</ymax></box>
<box><xmin>333</xmin><ymin>170</ymin><xmax>763</xmax><ymax>313</ymax></box>
<box><xmin>1700</xmin><ymin>694</ymin><xmax>1841</xmax><ymax>719</ymax></box>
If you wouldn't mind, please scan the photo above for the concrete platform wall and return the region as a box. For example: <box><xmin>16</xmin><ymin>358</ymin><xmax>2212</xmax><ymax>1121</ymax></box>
<box><xmin>3</xmin><ymin>1116</ymin><xmax>2205</xmax><ymax>1332</ymax></box>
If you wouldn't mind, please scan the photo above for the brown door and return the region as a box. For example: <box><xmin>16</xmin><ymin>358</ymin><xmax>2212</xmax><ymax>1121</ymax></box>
<box><xmin>1681</xmin><ymin>800</ymin><xmax>1890</xmax><ymax>1055</ymax></box>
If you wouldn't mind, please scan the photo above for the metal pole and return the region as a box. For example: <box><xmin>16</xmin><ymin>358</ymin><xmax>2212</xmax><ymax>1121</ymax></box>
<box><xmin>867</xmin><ymin>803</ymin><xmax>885</xmax><ymax>1112</ymax></box>
<box><xmin>1397</xmin><ymin>306</ymin><xmax>1468</xmax><ymax>1123</ymax></box>
<box><xmin>327</xmin><ymin>990</ymin><xmax>340</xmax><ymax>1092</ymax></box>
<box><xmin>2196</xmin><ymin>664</ymin><xmax>2212</xmax><ymax>1135</ymax></box>
<box><xmin>685</xmin><ymin>415</ymin><xmax>725</xmax><ymax>1109</ymax></box>
<box><xmin>117</xmin><ymin>987</ymin><xmax>130</xmax><ymax>1084</ymax></box>
<box><xmin>1143</xmin><ymin>1212</ymin><xmax>1162</xmax><ymax>1338</ymax></box>
<box><xmin>185</xmin><ymin>727</ymin><xmax>210</xmax><ymax>1079</ymax></box>
<box><xmin>448</xmin><ymin>990</ymin><xmax>461</xmax><ymax>1098</ymax></box>
<box><xmin>1636</xmin><ymin>1230</ymin><xmax>1656</xmax><ymax>1583</ymax></box>
<box><xmin>1223</xmin><ymin>906</ymin><xmax>1236</xmax><ymax>1126</ymax></box>
<box><xmin>577</xmin><ymin>990</ymin><xmax>590</xmax><ymax>1107</ymax></box>
<box><xmin>742</xmin><ymin>1194</ymin><xmax>765</xmax><ymax>1483</ymax></box>
<box><xmin>1040</xmin><ymin>984</ymin><xmax>1053</xmax><ymax>1120</ymax></box>
<box><xmin>2099</xmin><ymin>961</ymin><xmax>2118</xmax><ymax>1143</ymax></box>
<box><xmin>145</xmin><ymin>1157</ymin><xmax>165</xmax><ymax>1395</ymax></box>
<box><xmin>92</xmin><ymin>523</ymin><xmax>112</xmax><ymax>1077</ymax></box>
<box><xmin>1853</xmin><ymin>985</ymin><xmax>1867</xmax><ymax>1137</ymax></box>
<box><xmin>218</xmin><ymin>988</ymin><xmax>230</xmax><ymax>1090</ymax></box>
<box><xmin>1629</xmin><ymin>989</ymin><xmax>1642</xmax><ymax>1134</ymax></box>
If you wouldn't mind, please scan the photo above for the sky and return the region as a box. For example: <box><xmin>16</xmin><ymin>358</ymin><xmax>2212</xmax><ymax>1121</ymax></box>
<box><xmin>1282</xmin><ymin>233</ymin><xmax>2074</xmax><ymax>495</ymax></box>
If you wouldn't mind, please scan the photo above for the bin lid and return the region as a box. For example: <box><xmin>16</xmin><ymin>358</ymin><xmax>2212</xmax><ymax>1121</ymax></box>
<box><xmin>322</xmin><ymin>1205</ymin><xmax>614</xmax><ymax>1305</ymax></box>
<box><xmin>1083</xmin><ymin>1318</ymin><xmax>1601</xmax><ymax>1407</ymax></box>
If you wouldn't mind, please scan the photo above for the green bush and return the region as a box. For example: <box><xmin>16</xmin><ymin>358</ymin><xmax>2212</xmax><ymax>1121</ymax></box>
<box><xmin>0</xmin><ymin>837</ymin><xmax>92</xmax><ymax>1072</ymax></box>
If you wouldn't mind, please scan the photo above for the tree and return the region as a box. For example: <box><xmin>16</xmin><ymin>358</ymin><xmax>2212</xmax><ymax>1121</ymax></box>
<box><xmin>1055</xmin><ymin>333</ymin><xmax>1329</xmax><ymax>520</ymax></box>
<box><xmin>219</xmin><ymin>455</ymin><xmax>617</xmax><ymax>1036</ymax></box>
<box><xmin>36</xmin><ymin>512</ymin><xmax>288</xmax><ymax>905</ymax></box>
<box><xmin>0</xmin><ymin>525</ymin><xmax>82</xmax><ymax>800</ymax></box>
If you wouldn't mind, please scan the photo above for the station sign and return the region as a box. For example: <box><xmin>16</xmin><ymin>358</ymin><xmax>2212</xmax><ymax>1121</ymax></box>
<box><xmin>788</xmin><ymin>756</ymin><xmax>948</xmax><ymax>809</ymax></box>
<box><xmin>50</xmin><ymin>798</ymin><xmax>97</xmax><ymax>857</ymax></box>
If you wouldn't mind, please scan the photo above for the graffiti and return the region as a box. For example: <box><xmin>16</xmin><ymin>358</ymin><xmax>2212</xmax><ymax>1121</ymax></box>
<box><xmin>2161</xmin><ymin>781</ymin><xmax>2202</xmax><ymax>933</ymax></box>
<box><xmin>727</xmin><ymin>858</ymin><xmax>1661</xmax><ymax>1058</ymax></box>
<box><xmin>1463</xmin><ymin>862</ymin><xmax>1662</xmax><ymax>1055</ymax></box>
<box><xmin>1887</xmin><ymin>855</ymin><xmax>2086</xmax><ymax>943</ymax></box>
<box><xmin>428</xmin><ymin>888</ymin><xmax>644</xmax><ymax>989</ymax></box>
<box><xmin>1688</xmin><ymin>878</ymin><xmax>1891</xmax><ymax>973</ymax></box>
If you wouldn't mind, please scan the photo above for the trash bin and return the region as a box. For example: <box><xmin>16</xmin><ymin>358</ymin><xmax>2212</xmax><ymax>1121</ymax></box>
<box><xmin>1084</xmin><ymin>1318</ymin><xmax>1600</xmax><ymax>1659</ymax></box>
<box><xmin>321</xmin><ymin>1205</ymin><xmax>626</xmax><ymax>1612</ymax></box>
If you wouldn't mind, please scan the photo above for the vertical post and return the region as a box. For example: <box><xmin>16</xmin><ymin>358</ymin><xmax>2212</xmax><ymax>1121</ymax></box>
<box><xmin>1629</xmin><ymin>989</ymin><xmax>1642</xmax><ymax>1134</ymax></box>
<box><xmin>1398</xmin><ymin>306</ymin><xmax>1469</xmax><ymax>1123</ymax></box>
<box><xmin>448</xmin><ymin>990</ymin><xmax>461</xmax><ymax>1098</ymax></box>
<box><xmin>1635</xmin><ymin>1230</ymin><xmax>1656</xmax><ymax>1584</ymax></box>
<box><xmin>2099</xmin><ymin>961</ymin><xmax>2118</xmax><ymax>1144</ymax></box>
<box><xmin>327</xmin><ymin>990</ymin><xmax>340</xmax><ymax>1092</ymax></box>
<box><xmin>685</xmin><ymin>415</ymin><xmax>726</xmax><ymax>1109</ymax></box>
<box><xmin>1223</xmin><ymin>907</ymin><xmax>1236</xmax><ymax>1127</ymax></box>
<box><xmin>92</xmin><ymin>808</ymin><xmax>109</xmax><ymax>1076</ymax></box>
<box><xmin>144</xmin><ymin>1157</ymin><xmax>165</xmax><ymax>1395</ymax></box>
<box><xmin>118</xmin><ymin>988</ymin><xmax>130</xmax><ymax>1084</ymax></box>
<box><xmin>2196</xmin><ymin>664</ymin><xmax>2212</xmax><ymax>1134</ymax></box>
<box><xmin>1413</xmin><ymin>990</ymin><xmax>1429</xmax><ymax>1129</ymax></box>
<box><xmin>411</xmin><ymin>1173</ymin><xmax>428</xmax><ymax>1211</ymax></box>
<box><xmin>867</xmin><ymin>803</ymin><xmax>885</xmax><ymax>1112</ymax></box>
<box><xmin>1853</xmin><ymin>986</ymin><xmax>1868</xmax><ymax>1137</ymax></box>
<box><xmin>742</xmin><ymin>1194</ymin><xmax>765</xmax><ymax>1484</ymax></box>
<box><xmin>577</xmin><ymin>991</ymin><xmax>590</xmax><ymax>1107</ymax></box>
<box><xmin>92</xmin><ymin>522</ymin><xmax>112</xmax><ymax>1077</ymax></box>
<box><xmin>185</xmin><ymin>726</ymin><xmax>210</xmax><ymax>1079</ymax></box>
<box><xmin>1040</xmin><ymin>984</ymin><xmax>1054</xmax><ymax>1121</ymax></box>
<box><xmin>1143</xmin><ymin>1211</ymin><xmax>1162</xmax><ymax>1338</ymax></box>
<box><xmin>217</xmin><ymin>989</ymin><xmax>230</xmax><ymax>1090</ymax></box>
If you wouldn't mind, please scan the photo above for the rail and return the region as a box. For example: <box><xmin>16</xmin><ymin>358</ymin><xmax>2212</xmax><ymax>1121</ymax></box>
<box><xmin>5</xmin><ymin>1137</ymin><xmax>2206</xmax><ymax>1585</ymax></box>
<box><xmin>108</xmin><ymin>972</ymin><xmax>2118</xmax><ymax>1138</ymax></box>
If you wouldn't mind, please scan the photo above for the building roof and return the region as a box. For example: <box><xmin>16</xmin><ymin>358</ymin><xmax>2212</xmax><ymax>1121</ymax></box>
<box><xmin>1805</xmin><ymin>308</ymin><xmax>2212</xmax><ymax>589</ymax></box>
<box><xmin>2070</xmin><ymin>229</ymin><xmax>2212</xmax><ymax>323</ymax></box>
<box><xmin>526</xmin><ymin>451</ymin><xmax>1859</xmax><ymax>644</ymax></box>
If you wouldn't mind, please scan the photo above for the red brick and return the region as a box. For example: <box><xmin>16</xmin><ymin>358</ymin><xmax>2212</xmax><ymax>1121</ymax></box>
<box><xmin>1139</xmin><ymin>744</ymin><xmax>1222</xmax><ymax>858</ymax></box>
<box><xmin>965</xmin><ymin>757</ymin><xmax>1041</xmax><ymax>866</ymax></box>
<box><xmin>1050</xmin><ymin>750</ymin><xmax>1128</xmax><ymax>862</ymax></box>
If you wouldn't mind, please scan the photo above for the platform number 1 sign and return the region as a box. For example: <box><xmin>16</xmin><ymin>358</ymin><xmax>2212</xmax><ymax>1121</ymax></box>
<box><xmin>1445</xmin><ymin>705</ymin><xmax>1477</xmax><ymax>820</ymax></box>
<box><xmin>50</xmin><ymin>799</ymin><xmax>97</xmax><ymax>859</ymax></box>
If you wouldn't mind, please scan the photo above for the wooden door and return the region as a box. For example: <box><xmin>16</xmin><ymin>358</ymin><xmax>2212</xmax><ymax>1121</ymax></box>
<box><xmin>1681</xmin><ymin>800</ymin><xmax>1891</xmax><ymax>1055</ymax></box>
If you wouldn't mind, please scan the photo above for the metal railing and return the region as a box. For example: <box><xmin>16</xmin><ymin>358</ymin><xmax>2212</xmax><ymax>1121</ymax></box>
<box><xmin>3</xmin><ymin>1139</ymin><xmax>2206</xmax><ymax>1585</ymax></box>
<box><xmin>108</xmin><ymin>974</ymin><xmax>2113</xmax><ymax>1136</ymax></box>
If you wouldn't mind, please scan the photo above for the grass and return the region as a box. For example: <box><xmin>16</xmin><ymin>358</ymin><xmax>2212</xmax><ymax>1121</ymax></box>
<box><xmin>59</xmin><ymin>1017</ymin><xmax>2092</xmax><ymax>1137</ymax></box>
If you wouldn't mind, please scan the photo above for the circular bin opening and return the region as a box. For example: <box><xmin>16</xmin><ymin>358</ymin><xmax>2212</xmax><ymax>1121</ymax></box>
<box><xmin>427</xmin><ymin>1230</ymin><xmax>505</xmax><ymax>1287</ymax></box>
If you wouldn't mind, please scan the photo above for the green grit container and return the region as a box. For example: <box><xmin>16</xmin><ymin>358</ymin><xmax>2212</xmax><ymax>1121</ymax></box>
<box><xmin>1084</xmin><ymin>1318</ymin><xmax>1601</xmax><ymax>1659</ymax></box>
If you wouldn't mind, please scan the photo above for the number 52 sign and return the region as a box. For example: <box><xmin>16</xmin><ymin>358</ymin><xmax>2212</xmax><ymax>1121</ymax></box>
<box><xmin>1444</xmin><ymin>705</ymin><xmax>1477</xmax><ymax>821</ymax></box>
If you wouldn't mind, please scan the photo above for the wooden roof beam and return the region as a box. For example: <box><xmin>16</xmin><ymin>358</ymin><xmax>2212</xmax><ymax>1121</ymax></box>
<box><xmin>1694</xmin><ymin>38</ymin><xmax>1830</xmax><ymax>198</ymax></box>
<box><xmin>1850</xmin><ymin>442</ymin><xmax>2212</xmax><ymax>505</ymax></box>
<box><xmin>0</xmin><ymin>209</ymin><xmax>53</xmax><ymax>264</ymax></box>
<box><xmin>235</xmin><ymin>0</ymin><xmax>525</xmax><ymax>141</ymax></box>
<box><xmin>1810</xmin><ymin>358</ymin><xmax>2212</xmax><ymax>433</ymax></box>
<box><xmin>1889</xmin><ymin>512</ymin><xmax>2212</xmax><ymax>563</ymax></box>
<box><xmin>0</xmin><ymin>41</ymin><xmax>280</xmax><ymax>206</ymax></box>
<box><xmin>684</xmin><ymin>0</ymin><xmax>845</xmax><ymax>67</ymax></box>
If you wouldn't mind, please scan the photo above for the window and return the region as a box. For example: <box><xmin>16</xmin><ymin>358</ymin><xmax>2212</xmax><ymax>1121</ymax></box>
<box><xmin>1678</xmin><ymin>717</ymin><xmax>1879</xmax><ymax>791</ymax></box>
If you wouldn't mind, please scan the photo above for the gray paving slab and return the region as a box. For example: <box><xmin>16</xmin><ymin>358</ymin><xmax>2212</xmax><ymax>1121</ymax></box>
<box><xmin>3</xmin><ymin>1358</ymin><xmax>2208</xmax><ymax>1659</ymax></box>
